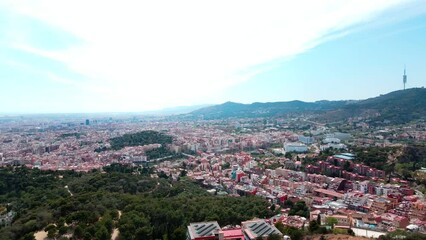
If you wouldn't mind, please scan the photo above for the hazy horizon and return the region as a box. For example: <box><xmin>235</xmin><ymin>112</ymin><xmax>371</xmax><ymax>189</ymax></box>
<box><xmin>1</xmin><ymin>0</ymin><xmax>426</xmax><ymax>113</ymax></box>
<box><xmin>2</xmin><ymin>87</ymin><xmax>423</xmax><ymax>115</ymax></box>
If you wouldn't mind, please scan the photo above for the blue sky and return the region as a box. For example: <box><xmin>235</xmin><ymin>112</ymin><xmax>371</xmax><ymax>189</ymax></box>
<box><xmin>1</xmin><ymin>0</ymin><xmax>426</xmax><ymax>113</ymax></box>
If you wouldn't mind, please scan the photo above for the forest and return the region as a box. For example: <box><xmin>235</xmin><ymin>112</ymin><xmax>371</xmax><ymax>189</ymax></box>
<box><xmin>109</xmin><ymin>131</ymin><xmax>173</xmax><ymax>150</ymax></box>
<box><xmin>0</xmin><ymin>165</ymin><xmax>275</xmax><ymax>240</ymax></box>
<box><xmin>95</xmin><ymin>130</ymin><xmax>173</xmax><ymax>153</ymax></box>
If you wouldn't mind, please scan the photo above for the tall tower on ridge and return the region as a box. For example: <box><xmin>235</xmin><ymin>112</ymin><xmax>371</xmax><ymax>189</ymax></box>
<box><xmin>403</xmin><ymin>66</ymin><xmax>407</xmax><ymax>90</ymax></box>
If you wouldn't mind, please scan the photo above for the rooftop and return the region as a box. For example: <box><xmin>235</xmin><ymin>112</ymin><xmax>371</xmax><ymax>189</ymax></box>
<box><xmin>188</xmin><ymin>221</ymin><xmax>221</xmax><ymax>239</ymax></box>
<box><xmin>242</xmin><ymin>219</ymin><xmax>282</xmax><ymax>238</ymax></box>
<box><xmin>333</xmin><ymin>154</ymin><xmax>355</xmax><ymax>160</ymax></box>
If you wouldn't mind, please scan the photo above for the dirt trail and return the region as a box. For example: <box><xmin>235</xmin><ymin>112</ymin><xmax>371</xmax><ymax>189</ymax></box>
<box><xmin>111</xmin><ymin>210</ymin><xmax>122</xmax><ymax>240</ymax></box>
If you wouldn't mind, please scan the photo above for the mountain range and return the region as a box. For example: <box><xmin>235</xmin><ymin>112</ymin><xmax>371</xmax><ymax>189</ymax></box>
<box><xmin>186</xmin><ymin>88</ymin><xmax>426</xmax><ymax>125</ymax></box>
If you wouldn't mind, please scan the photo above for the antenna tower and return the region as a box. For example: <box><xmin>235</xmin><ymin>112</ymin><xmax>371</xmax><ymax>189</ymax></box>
<box><xmin>403</xmin><ymin>66</ymin><xmax>407</xmax><ymax>90</ymax></box>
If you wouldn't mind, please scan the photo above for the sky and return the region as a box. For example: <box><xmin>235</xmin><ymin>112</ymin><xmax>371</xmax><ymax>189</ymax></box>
<box><xmin>1</xmin><ymin>0</ymin><xmax>426</xmax><ymax>113</ymax></box>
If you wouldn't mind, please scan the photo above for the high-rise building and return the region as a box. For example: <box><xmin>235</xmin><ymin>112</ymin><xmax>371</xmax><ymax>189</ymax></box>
<box><xmin>85</xmin><ymin>119</ymin><xmax>90</xmax><ymax>126</ymax></box>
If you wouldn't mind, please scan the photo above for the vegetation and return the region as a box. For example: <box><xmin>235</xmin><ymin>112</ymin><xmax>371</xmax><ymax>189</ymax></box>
<box><xmin>288</xmin><ymin>201</ymin><xmax>309</xmax><ymax>218</ymax></box>
<box><xmin>190</xmin><ymin>100</ymin><xmax>347</xmax><ymax>120</ymax></box>
<box><xmin>379</xmin><ymin>230</ymin><xmax>426</xmax><ymax>240</ymax></box>
<box><xmin>349</xmin><ymin>146</ymin><xmax>400</xmax><ymax>170</ymax></box>
<box><xmin>60</xmin><ymin>133</ymin><xmax>82</xmax><ymax>139</ymax></box>
<box><xmin>325</xmin><ymin>217</ymin><xmax>338</xmax><ymax>228</ymax></box>
<box><xmin>96</xmin><ymin>130</ymin><xmax>173</xmax><ymax>152</ymax></box>
<box><xmin>189</xmin><ymin>88</ymin><xmax>426</xmax><ymax>124</ymax></box>
<box><xmin>317</xmin><ymin>88</ymin><xmax>426</xmax><ymax>125</ymax></box>
<box><xmin>145</xmin><ymin>146</ymin><xmax>173</xmax><ymax>160</ymax></box>
<box><xmin>0</xmin><ymin>165</ymin><xmax>275</xmax><ymax>240</ymax></box>
<box><xmin>307</xmin><ymin>220</ymin><xmax>329</xmax><ymax>235</ymax></box>
<box><xmin>274</xmin><ymin>222</ymin><xmax>304</xmax><ymax>240</ymax></box>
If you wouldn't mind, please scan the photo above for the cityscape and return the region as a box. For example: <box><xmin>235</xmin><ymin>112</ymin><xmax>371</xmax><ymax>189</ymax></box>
<box><xmin>1</xmin><ymin>1</ymin><xmax>426</xmax><ymax>240</ymax></box>
<box><xmin>1</xmin><ymin>87</ymin><xmax>426</xmax><ymax>240</ymax></box>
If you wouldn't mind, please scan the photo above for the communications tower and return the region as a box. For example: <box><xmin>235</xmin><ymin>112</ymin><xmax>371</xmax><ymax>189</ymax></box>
<box><xmin>403</xmin><ymin>66</ymin><xmax>407</xmax><ymax>90</ymax></box>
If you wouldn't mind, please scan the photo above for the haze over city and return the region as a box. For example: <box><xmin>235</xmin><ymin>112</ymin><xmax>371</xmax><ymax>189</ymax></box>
<box><xmin>1</xmin><ymin>0</ymin><xmax>426</xmax><ymax>113</ymax></box>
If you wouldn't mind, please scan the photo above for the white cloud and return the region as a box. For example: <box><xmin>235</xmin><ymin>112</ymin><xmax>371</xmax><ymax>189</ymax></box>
<box><xmin>3</xmin><ymin>0</ymin><xmax>423</xmax><ymax>111</ymax></box>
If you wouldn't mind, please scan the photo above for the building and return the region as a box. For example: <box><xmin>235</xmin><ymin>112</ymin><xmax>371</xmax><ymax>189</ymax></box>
<box><xmin>218</xmin><ymin>229</ymin><xmax>244</xmax><ymax>240</ymax></box>
<box><xmin>187</xmin><ymin>222</ymin><xmax>246</xmax><ymax>240</ymax></box>
<box><xmin>411</xmin><ymin>201</ymin><xmax>426</xmax><ymax>220</ymax></box>
<box><xmin>333</xmin><ymin>153</ymin><xmax>355</xmax><ymax>161</ymax></box>
<box><xmin>298</xmin><ymin>135</ymin><xmax>314</xmax><ymax>144</ymax></box>
<box><xmin>323</xmin><ymin>137</ymin><xmax>341</xmax><ymax>144</ymax></box>
<box><xmin>314</xmin><ymin>188</ymin><xmax>344</xmax><ymax>199</ymax></box>
<box><xmin>241</xmin><ymin>219</ymin><xmax>282</xmax><ymax>240</ymax></box>
<box><xmin>326</xmin><ymin>132</ymin><xmax>352</xmax><ymax>141</ymax></box>
<box><xmin>329</xmin><ymin>215</ymin><xmax>352</xmax><ymax>228</ymax></box>
<box><xmin>370</xmin><ymin>198</ymin><xmax>392</xmax><ymax>214</ymax></box>
<box><xmin>187</xmin><ymin>221</ymin><xmax>221</xmax><ymax>240</ymax></box>
<box><xmin>284</xmin><ymin>143</ymin><xmax>308</xmax><ymax>153</ymax></box>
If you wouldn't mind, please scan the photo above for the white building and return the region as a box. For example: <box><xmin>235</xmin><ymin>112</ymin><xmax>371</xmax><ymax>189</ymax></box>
<box><xmin>284</xmin><ymin>143</ymin><xmax>308</xmax><ymax>153</ymax></box>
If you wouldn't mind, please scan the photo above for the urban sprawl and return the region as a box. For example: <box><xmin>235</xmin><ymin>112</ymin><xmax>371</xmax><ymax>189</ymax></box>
<box><xmin>1</xmin><ymin>115</ymin><xmax>426</xmax><ymax>239</ymax></box>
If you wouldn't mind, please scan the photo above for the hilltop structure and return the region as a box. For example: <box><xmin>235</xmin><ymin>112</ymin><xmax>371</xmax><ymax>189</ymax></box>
<box><xmin>403</xmin><ymin>66</ymin><xmax>407</xmax><ymax>90</ymax></box>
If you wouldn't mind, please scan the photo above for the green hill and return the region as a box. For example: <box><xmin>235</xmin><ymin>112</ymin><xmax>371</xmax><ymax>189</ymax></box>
<box><xmin>319</xmin><ymin>88</ymin><xmax>426</xmax><ymax>125</ymax></box>
<box><xmin>187</xmin><ymin>88</ymin><xmax>426</xmax><ymax>125</ymax></box>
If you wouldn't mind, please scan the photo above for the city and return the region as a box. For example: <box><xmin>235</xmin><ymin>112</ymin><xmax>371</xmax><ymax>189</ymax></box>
<box><xmin>1</xmin><ymin>89</ymin><xmax>426</xmax><ymax>239</ymax></box>
<box><xmin>1</xmin><ymin>1</ymin><xmax>426</xmax><ymax>240</ymax></box>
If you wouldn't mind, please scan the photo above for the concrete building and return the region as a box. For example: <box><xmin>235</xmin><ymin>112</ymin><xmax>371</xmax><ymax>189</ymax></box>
<box><xmin>187</xmin><ymin>221</ymin><xmax>221</xmax><ymax>240</ymax></box>
<box><xmin>284</xmin><ymin>143</ymin><xmax>308</xmax><ymax>153</ymax></box>
<box><xmin>241</xmin><ymin>219</ymin><xmax>282</xmax><ymax>240</ymax></box>
<box><xmin>298</xmin><ymin>135</ymin><xmax>314</xmax><ymax>144</ymax></box>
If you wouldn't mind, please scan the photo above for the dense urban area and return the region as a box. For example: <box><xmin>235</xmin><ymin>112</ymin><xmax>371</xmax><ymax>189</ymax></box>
<box><xmin>1</xmin><ymin>89</ymin><xmax>426</xmax><ymax>240</ymax></box>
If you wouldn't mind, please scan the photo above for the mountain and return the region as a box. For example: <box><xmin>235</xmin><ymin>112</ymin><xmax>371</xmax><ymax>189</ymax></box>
<box><xmin>318</xmin><ymin>88</ymin><xmax>426</xmax><ymax>125</ymax></box>
<box><xmin>188</xmin><ymin>100</ymin><xmax>349</xmax><ymax>119</ymax></box>
<box><xmin>188</xmin><ymin>88</ymin><xmax>426</xmax><ymax>124</ymax></box>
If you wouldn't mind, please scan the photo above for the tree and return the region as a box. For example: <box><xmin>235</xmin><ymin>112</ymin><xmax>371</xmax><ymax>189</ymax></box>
<box><xmin>288</xmin><ymin>201</ymin><xmax>309</xmax><ymax>218</ymax></box>
<box><xmin>179</xmin><ymin>170</ymin><xmax>187</xmax><ymax>177</ymax></box>
<box><xmin>94</xmin><ymin>225</ymin><xmax>110</xmax><ymax>240</ymax></box>
<box><xmin>222</xmin><ymin>162</ymin><xmax>231</xmax><ymax>169</ymax></box>
<box><xmin>74</xmin><ymin>226</ymin><xmax>84</xmax><ymax>239</ymax></box>
<box><xmin>326</xmin><ymin>217</ymin><xmax>338</xmax><ymax>228</ymax></box>
<box><xmin>83</xmin><ymin>232</ymin><xmax>93</xmax><ymax>240</ymax></box>
<box><xmin>282</xmin><ymin>226</ymin><xmax>304</xmax><ymax>240</ymax></box>
<box><xmin>283</xmin><ymin>200</ymin><xmax>294</xmax><ymax>208</ymax></box>
<box><xmin>0</xmin><ymin>167</ymin><xmax>276</xmax><ymax>240</ymax></box>
<box><xmin>268</xmin><ymin>233</ymin><xmax>282</xmax><ymax>240</ymax></box>
<box><xmin>158</xmin><ymin>171</ymin><xmax>169</xmax><ymax>179</ymax></box>
<box><xmin>170</xmin><ymin>226</ymin><xmax>186</xmax><ymax>240</ymax></box>
<box><xmin>308</xmin><ymin>220</ymin><xmax>319</xmax><ymax>233</ymax></box>
<box><xmin>275</xmin><ymin>222</ymin><xmax>286</xmax><ymax>234</ymax></box>
<box><xmin>343</xmin><ymin>161</ymin><xmax>352</xmax><ymax>172</ymax></box>
<box><xmin>22</xmin><ymin>233</ymin><xmax>36</xmax><ymax>240</ymax></box>
<box><xmin>58</xmin><ymin>225</ymin><xmax>68</xmax><ymax>235</ymax></box>
<box><xmin>47</xmin><ymin>228</ymin><xmax>57</xmax><ymax>239</ymax></box>
<box><xmin>119</xmin><ymin>212</ymin><xmax>152</xmax><ymax>240</ymax></box>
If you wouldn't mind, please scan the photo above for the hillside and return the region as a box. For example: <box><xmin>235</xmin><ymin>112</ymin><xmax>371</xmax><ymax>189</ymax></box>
<box><xmin>318</xmin><ymin>88</ymin><xmax>426</xmax><ymax>125</ymax></box>
<box><xmin>188</xmin><ymin>100</ymin><xmax>348</xmax><ymax>119</ymax></box>
<box><xmin>187</xmin><ymin>88</ymin><xmax>426</xmax><ymax>124</ymax></box>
